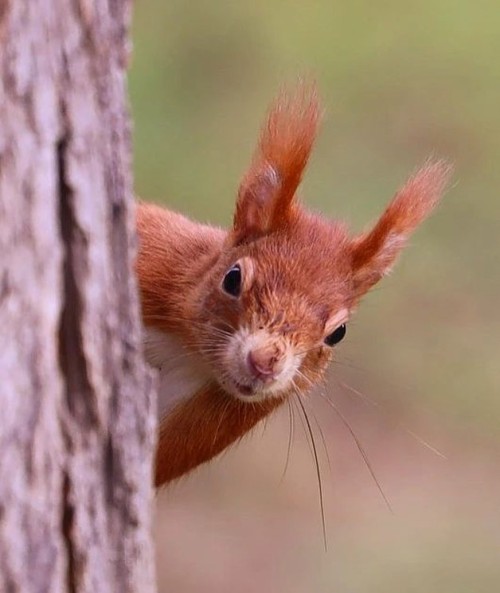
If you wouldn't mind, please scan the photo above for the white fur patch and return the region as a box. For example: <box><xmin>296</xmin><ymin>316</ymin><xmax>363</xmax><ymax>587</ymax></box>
<box><xmin>143</xmin><ymin>328</ymin><xmax>211</xmax><ymax>417</ymax></box>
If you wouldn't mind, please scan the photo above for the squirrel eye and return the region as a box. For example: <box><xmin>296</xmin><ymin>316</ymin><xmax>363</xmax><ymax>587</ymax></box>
<box><xmin>324</xmin><ymin>324</ymin><xmax>346</xmax><ymax>347</ymax></box>
<box><xmin>222</xmin><ymin>264</ymin><xmax>242</xmax><ymax>297</ymax></box>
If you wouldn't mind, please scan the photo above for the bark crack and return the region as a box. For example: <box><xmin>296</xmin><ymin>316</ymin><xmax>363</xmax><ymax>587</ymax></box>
<box><xmin>62</xmin><ymin>473</ymin><xmax>77</xmax><ymax>593</ymax></box>
<box><xmin>57</xmin><ymin>132</ymin><xmax>81</xmax><ymax>593</ymax></box>
<box><xmin>56</xmin><ymin>131</ymin><xmax>96</xmax><ymax>593</ymax></box>
<box><xmin>56</xmin><ymin>134</ymin><xmax>96</xmax><ymax>428</ymax></box>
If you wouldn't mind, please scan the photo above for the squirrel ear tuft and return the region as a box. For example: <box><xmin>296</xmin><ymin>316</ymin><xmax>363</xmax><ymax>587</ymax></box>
<box><xmin>351</xmin><ymin>160</ymin><xmax>453</xmax><ymax>296</ymax></box>
<box><xmin>232</xmin><ymin>81</ymin><xmax>321</xmax><ymax>243</ymax></box>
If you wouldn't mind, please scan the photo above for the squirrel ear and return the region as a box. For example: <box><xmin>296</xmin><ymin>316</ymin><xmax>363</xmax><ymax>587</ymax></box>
<box><xmin>351</xmin><ymin>160</ymin><xmax>453</xmax><ymax>296</ymax></box>
<box><xmin>232</xmin><ymin>82</ymin><xmax>321</xmax><ymax>244</ymax></box>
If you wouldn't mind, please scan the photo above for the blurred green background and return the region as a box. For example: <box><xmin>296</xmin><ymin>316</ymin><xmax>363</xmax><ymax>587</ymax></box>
<box><xmin>130</xmin><ymin>2</ymin><xmax>500</xmax><ymax>591</ymax></box>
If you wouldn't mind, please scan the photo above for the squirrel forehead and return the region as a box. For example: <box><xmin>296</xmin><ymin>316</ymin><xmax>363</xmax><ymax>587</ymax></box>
<box><xmin>237</xmin><ymin>218</ymin><xmax>353</xmax><ymax>311</ymax></box>
<box><xmin>247</xmin><ymin>217</ymin><xmax>351</xmax><ymax>277</ymax></box>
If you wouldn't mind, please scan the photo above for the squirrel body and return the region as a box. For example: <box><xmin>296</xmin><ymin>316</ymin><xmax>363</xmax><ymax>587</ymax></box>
<box><xmin>135</xmin><ymin>84</ymin><xmax>451</xmax><ymax>487</ymax></box>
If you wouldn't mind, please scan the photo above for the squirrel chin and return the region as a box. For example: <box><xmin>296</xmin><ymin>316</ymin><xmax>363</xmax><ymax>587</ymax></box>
<box><xmin>217</xmin><ymin>376</ymin><xmax>289</xmax><ymax>404</ymax></box>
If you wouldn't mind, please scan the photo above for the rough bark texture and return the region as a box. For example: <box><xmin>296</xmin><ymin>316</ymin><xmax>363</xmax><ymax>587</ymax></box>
<box><xmin>0</xmin><ymin>1</ymin><xmax>157</xmax><ymax>592</ymax></box>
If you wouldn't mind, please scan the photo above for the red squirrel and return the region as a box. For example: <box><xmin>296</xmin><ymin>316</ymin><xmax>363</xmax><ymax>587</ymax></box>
<box><xmin>135</xmin><ymin>84</ymin><xmax>451</xmax><ymax>487</ymax></box>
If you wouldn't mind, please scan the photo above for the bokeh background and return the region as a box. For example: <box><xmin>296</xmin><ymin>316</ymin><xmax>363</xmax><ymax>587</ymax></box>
<box><xmin>129</xmin><ymin>2</ymin><xmax>500</xmax><ymax>591</ymax></box>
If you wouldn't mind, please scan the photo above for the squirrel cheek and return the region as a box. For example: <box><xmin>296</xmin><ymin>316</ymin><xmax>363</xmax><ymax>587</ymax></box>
<box><xmin>302</xmin><ymin>347</ymin><xmax>331</xmax><ymax>379</ymax></box>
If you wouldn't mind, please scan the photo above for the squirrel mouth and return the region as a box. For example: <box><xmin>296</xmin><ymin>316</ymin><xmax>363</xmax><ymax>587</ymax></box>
<box><xmin>235</xmin><ymin>382</ymin><xmax>256</xmax><ymax>396</ymax></box>
<box><xmin>234</xmin><ymin>381</ymin><xmax>257</xmax><ymax>397</ymax></box>
<box><xmin>232</xmin><ymin>378</ymin><xmax>279</xmax><ymax>399</ymax></box>
<box><xmin>231</xmin><ymin>377</ymin><xmax>273</xmax><ymax>398</ymax></box>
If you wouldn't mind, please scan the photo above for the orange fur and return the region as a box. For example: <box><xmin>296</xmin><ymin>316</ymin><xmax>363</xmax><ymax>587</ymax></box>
<box><xmin>155</xmin><ymin>384</ymin><xmax>281</xmax><ymax>485</ymax></box>
<box><xmin>233</xmin><ymin>82</ymin><xmax>321</xmax><ymax>243</ymax></box>
<box><xmin>351</xmin><ymin>160</ymin><xmax>453</xmax><ymax>295</ymax></box>
<box><xmin>135</xmin><ymin>84</ymin><xmax>452</xmax><ymax>487</ymax></box>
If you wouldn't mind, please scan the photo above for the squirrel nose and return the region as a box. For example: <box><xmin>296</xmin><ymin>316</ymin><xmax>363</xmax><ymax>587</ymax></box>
<box><xmin>247</xmin><ymin>346</ymin><xmax>283</xmax><ymax>381</ymax></box>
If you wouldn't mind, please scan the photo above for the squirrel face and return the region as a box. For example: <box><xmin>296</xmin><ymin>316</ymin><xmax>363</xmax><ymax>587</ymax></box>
<box><xmin>179</xmin><ymin>84</ymin><xmax>451</xmax><ymax>405</ymax></box>
<box><xmin>192</xmin><ymin>213</ymin><xmax>354</xmax><ymax>402</ymax></box>
<box><xmin>175</xmin><ymin>84</ymin><xmax>451</xmax><ymax>407</ymax></box>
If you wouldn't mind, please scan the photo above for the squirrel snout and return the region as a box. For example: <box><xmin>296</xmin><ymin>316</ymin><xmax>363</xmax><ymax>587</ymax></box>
<box><xmin>246</xmin><ymin>346</ymin><xmax>285</xmax><ymax>382</ymax></box>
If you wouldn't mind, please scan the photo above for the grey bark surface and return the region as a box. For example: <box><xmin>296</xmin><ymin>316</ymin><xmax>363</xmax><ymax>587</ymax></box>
<box><xmin>0</xmin><ymin>1</ymin><xmax>157</xmax><ymax>592</ymax></box>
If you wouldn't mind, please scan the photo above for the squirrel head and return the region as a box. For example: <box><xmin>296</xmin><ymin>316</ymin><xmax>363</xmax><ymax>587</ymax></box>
<box><xmin>186</xmin><ymin>83</ymin><xmax>452</xmax><ymax>404</ymax></box>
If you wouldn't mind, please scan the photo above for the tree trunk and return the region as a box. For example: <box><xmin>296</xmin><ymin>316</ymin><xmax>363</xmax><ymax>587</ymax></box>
<box><xmin>0</xmin><ymin>1</ymin><xmax>157</xmax><ymax>592</ymax></box>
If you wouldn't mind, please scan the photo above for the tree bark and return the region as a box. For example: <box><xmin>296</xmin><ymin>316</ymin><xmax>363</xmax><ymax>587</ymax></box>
<box><xmin>0</xmin><ymin>1</ymin><xmax>157</xmax><ymax>592</ymax></box>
